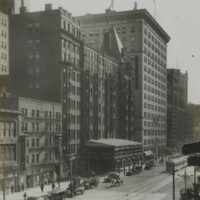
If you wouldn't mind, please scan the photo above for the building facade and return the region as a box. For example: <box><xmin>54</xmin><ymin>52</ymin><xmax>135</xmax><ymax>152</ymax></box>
<box><xmin>167</xmin><ymin>69</ymin><xmax>188</xmax><ymax>151</ymax></box>
<box><xmin>0</xmin><ymin>94</ymin><xmax>20</xmax><ymax>192</ymax></box>
<box><xmin>77</xmin><ymin>7</ymin><xmax>170</xmax><ymax>156</ymax></box>
<box><xmin>0</xmin><ymin>11</ymin><xmax>9</xmax><ymax>75</ymax></box>
<box><xmin>0</xmin><ymin>0</ymin><xmax>30</xmax><ymax>14</ymax></box>
<box><xmin>9</xmin><ymin>4</ymin><xmax>82</xmax><ymax>176</ymax></box>
<box><xmin>18</xmin><ymin>97</ymin><xmax>62</xmax><ymax>187</ymax></box>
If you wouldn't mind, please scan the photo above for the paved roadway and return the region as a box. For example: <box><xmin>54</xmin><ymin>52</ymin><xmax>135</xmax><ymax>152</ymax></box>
<box><xmin>74</xmin><ymin>162</ymin><xmax>194</xmax><ymax>200</ymax></box>
<box><xmin>2</xmin><ymin>161</ymin><xmax>195</xmax><ymax>200</ymax></box>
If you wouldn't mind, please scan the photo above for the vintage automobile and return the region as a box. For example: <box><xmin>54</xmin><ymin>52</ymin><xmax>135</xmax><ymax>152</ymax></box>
<box><xmin>125</xmin><ymin>171</ymin><xmax>133</xmax><ymax>176</ymax></box>
<box><xmin>111</xmin><ymin>175</ymin><xmax>123</xmax><ymax>186</ymax></box>
<box><xmin>104</xmin><ymin>172</ymin><xmax>120</xmax><ymax>183</ymax></box>
<box><xmin>66</xmin><ymin>176</ymin><xmax>85</xmax><ymax>198</ymax></box>
<box><xmin>47</xmin><ymin>189</ymin><xmax>67</xmax><ymax>200</ymax></box>
<box><xmin>82</xmin><ymin>178</ymin><xmax>99</xmax><ymax>189</ymax></box>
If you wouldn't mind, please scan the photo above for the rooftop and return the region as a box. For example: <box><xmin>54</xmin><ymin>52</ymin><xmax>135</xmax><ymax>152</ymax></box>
<box><xmin>86</xmin><ymin>138</ymin><xmax>142</xmax><ymax>148</ymax></box>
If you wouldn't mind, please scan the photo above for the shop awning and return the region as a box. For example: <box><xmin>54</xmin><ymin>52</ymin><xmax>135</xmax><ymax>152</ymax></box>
<box><xmin>144</xmin><ymin>150</ymin><xmax>154</xmax><ymax>157</ymax></box>
<box><xmin>85</xmin><ymin>138</ymin><xmax>142</xmax><ymax>148</ymax></box>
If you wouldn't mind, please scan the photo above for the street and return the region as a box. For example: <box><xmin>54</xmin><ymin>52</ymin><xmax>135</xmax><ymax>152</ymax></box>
<box><xmin>2</xmin><ymin>161</ymin><xmax>195</xmax><ymax>200</ymax></box>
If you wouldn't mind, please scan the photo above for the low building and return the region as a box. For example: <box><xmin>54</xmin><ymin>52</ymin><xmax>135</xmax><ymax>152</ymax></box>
<box><xmin>85</xmin><ymin>138</ymin><xmax>142</xmax><ymax>173</ymax></box>
<box><xmin>0</xmin><ymin>93</ymin><xmax>20</xmax><ymax>192</ymax></box>
<box><xmin>18</xmin><ymin>97</ymin><xmax>62</xmax><ymax>187</ymax></box>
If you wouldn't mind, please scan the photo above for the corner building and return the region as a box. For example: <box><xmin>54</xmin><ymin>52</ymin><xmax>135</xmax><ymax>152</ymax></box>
<box><xmin>77</xmin><ymin>7</ymin><xmax>170</xmax><ymax>156</ymax></box>
<box><xmin>0</xmin><ymin>11</ymin><xmax>9</xmax><ymax>75</ymax></box>
<box><xmin>9</xmin><ymin>4</ymin><xmax>82</xmax><ymax>177</ymax></box>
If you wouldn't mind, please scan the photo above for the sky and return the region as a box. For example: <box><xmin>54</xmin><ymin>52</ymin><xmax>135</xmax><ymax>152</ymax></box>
<box><xmin>30</xmin><ymin>0</ymin><xmax>200</xmax><ymax>104</ymax></box>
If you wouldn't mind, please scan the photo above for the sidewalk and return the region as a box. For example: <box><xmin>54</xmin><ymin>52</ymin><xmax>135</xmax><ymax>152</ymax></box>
<box><xmin>2</xmin><ymin>175</ymin><xmax>107</xmax><ymax>200</ymax></box>
<box><xmin>1</xmin><ymin>181</ymin><xmax>70</xmax><ymax>200</ymax></box>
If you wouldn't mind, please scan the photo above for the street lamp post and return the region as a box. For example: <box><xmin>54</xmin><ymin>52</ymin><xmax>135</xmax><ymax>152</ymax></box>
<box><xmin>117</xmin><ymin>160</ymin><xmax>120</xmax><ymax>174</ymax></box>
<box><xmin>123</xmin><ymin>159</ymin><xmax>125</xmax><ymax>174</ymax></box>
<box><xmin>2</xmin><ymin>162</ymin><xmax>5</xmax><ymax>200</ymax></box>
<box><xmin>128</xmin><ymin>158</ymin><xmax>130</xmax><ymax>172</ymax></box>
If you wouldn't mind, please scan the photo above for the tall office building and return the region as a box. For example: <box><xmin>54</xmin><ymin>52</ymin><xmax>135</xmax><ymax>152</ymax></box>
<box><xmin>0</xmin><ymin>11</ymin><xmax>9</xmax><ymax>75</ymax></box>
<box><xmin>167</xmin><ymin>69</ymin><xmax>188</xmax><ymax>150</ymax></box>
<box><xmin>0</xmin><ymin>0</ymin><xmax>30</xmax><ymax>14</ymax></box>
<box><xmin>9</xmin><ymin>4</ymin><xmax>82</xmax><ymax>176</ymax></box>
<box><xmin>77</xmin><ymin>6</ymin><xmax>170</xmax><ymax>155</ymax></box>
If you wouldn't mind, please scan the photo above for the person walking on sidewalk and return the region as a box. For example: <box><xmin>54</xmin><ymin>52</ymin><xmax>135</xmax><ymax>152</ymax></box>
<box><xmin>10</xmin><ymin>183</ymin><xmax>14</xmax><ymax>193</ymax></box>
<box><xmin>52</xmin><ymin>182</ymin><xmax>55</xmax><ymax>190</ymax></box>
<box><xmin>21</xmin><ymin>182</ymin><xmax>25</xmax><ymax>191</ymax></box>
<box><xmin>40</xmin><ymin>183</ymin><xmax>44</xmax><ymax>192</ymax></box>
<box><xmin>23</xmin><ymin>192</ymin><xmax>27</xmax><ymax>200</ymax></box>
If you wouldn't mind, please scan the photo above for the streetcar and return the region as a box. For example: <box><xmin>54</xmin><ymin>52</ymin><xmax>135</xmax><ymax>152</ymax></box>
<box><xmin>166</xmin><ymin>156</ymin><xmax>188</xmax><ymax>173</ymax></box>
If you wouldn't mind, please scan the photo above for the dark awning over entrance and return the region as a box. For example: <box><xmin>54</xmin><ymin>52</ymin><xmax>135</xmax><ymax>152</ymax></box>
<box><xmin>86</xmin><ymin>138</ymin><xmax>142</xmax><ymax>148</ymax></box>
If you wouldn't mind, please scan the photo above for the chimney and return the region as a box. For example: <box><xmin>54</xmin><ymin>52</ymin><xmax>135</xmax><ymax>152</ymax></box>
<box><xmin>134</xmin><ymin>2</ymin><xmax>138</xmax><ymax>10</ymax></box>
<box><xmin>21</xmin><ymin>0</ymin><xmax>24</xmax><ymax>7</ymax></box>
<box><xmin>20</xmin><ymin>7</ymin><xmax>27</xmax><ymax>14</ymax></box>
<box><xmin>45</xmin><ymin>4</ymin><xmax>52</xmax><ymax>11</ymax></box>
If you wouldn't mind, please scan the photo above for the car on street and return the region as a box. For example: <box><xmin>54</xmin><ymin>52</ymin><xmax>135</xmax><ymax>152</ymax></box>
<box><xmin>82</xmin><ymin>178</ymin><xmax>99</xmax><ymax>189</ymax></box>
<box><xmin>104</xmin><ymin>172</ymin><xmax>120</xmax><ymax>183</ymax></box>
<box><xmin>47</xmin><ymin>189</ymin><xmax>67</xmax><ymax>200</ymax></box>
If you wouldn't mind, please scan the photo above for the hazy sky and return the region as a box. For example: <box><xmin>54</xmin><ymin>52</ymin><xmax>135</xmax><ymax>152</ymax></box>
<box><xmin>30</xmin><ymin>0</ymin><xmax>200</xmax><ymax>104</ymax></box>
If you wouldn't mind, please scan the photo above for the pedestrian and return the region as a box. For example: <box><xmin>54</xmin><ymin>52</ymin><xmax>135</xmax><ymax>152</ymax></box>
<box><xmin>21</xmin><ymin>183</ymin><xmax>24</xmax><ymax>191</ymax></box>
<box><xmin>40</xmin><ymin>183</ymin><xmax>44</xmax><ymax>192</ymax></box>
<box><xmin>10</xmin><ymin>184</ymin><xmax>14</xmax><ymax>193</ymax></box>
<box><xmin>23</xmin><ymin>192</ymin><xmax>27</xmax><ymax>200</ymax></box>
<box><xmin>52</xmin><ymin>182</ymin><xmax>55</xmax><ymax>190</ymax></box>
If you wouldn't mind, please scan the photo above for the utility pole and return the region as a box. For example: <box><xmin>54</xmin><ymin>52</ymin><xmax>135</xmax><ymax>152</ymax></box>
<box><xmin>153</xmin><ymin>0</ymin><xmax>156</xmax><ymax>19</ymax></box>
<box><xmin>172</xmin><ymin>167</ymin><xmax>175</xmax><ymax>200</ymax></box>
<box><xmin>3</xmin><ymin>162</ymin><xmax>5</xmax><ymax>200</ymax></box>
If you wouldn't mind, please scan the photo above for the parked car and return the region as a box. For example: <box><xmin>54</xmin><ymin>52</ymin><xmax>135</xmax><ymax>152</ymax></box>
<box><xmin>66</xmin><ymin>176</ymin><xmax>85</xmax><ymax>198</ymax></box>
<box><xmin>125</xmin><ymin>171</ymin><xmax>133</xmax><ymax>176</ymax></box>
<box><xmin>111</xmin><ymin>175</ymin><xmax>123</xmax><ymax>186</ymax></box>
<box><xmin>83</xmin><ymin>178</ymin><xmax>99</xmax><ymax>189</ymax></box>
<box><xmin>104</xmin><ymin>172</ymin><xmax>120</xmax><ymax>183</ymax></box>
<box><xmin>47</xmin><ymin>189</ymin><xmax>67</xmax><ymax>200</ymax></box>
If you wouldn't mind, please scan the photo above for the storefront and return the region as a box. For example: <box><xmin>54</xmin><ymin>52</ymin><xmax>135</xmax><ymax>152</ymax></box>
<box><xmin>85</xmin><ymin>138</ymin><xmax>143</xmax><ymax>174</ymax></box>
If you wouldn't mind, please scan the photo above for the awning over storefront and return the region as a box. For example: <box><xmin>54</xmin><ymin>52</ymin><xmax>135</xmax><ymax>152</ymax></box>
<box><xmin>144</xmin><ymin>150</ymin><xmax>154</xmax><ymax>157</ymax></box>
<box><xmin>85</xmin><ymin>138</ymin><xmax>142</xmax><ymax>148</ymax></box>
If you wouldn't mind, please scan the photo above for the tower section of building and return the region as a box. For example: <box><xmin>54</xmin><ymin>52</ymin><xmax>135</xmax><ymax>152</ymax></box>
<box><xmin>77</xmin><ymin>8</ymin><xmax>170</xmax><ymax>155</ymax></box>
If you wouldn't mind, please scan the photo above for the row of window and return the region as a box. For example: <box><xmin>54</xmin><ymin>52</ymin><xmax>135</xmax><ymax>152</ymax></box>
<box><xmin>143</xmin><ymin>120</ymin><xmax>166</xmax><ymax>128</ymax></box>
<box><xmin>63</xmin><ymin>82</ymin><xmax>80</xmax><ymax>95</ymax></box>
<box><xmin>144</xmin><ymin>93</ymin><xmax>166</xmax><ymax>106</ymax></box>
<box><xmin>27</xmin><ymin>23</ymin><xmax>40</xmax><ymax>32</ymax></box>
<box><xmin>26</xmin><ymin>152</ymin><xmax>54</xmax><ymax>164</ymax></box>
<box><xmin>21</xmin><ymin>122</ymin><xmax>61</xmax><ymax>132</ymax></box>
<box><xmin>63</xmin><ymin>68</ymin><xmax>80</xmax><ymax>82</ymax></box>
<box><xmin>144</xmin><ymin>138</ymin><xmax>166</xmax><ymax>145</ymax></box>
<box><xmin>64</xmin><ymin>129</ymin><xmax>81</xmax><ymax>140</ymax></box>
<box><xmin>144</xmin><ymin>28</ymin><xmax>166</xmax><ymax>53</ymax></box>
<box><xmin>1</xmin><ymin>41</ymin><xmax>7</xmax><ymax>49</ymax></box>
<box><xmin>0</xmin><ymin>30</ymin><xmax>7</xmax><ymax>38</ymax></box>
<box><xmin>1</xmin><ymin>18</ymin><xmax>7</xmax><ymax>27</ymax></box>
<box><xmin>144</xmin><ymin>129</ymin><xmax>166</xmax><ymax>136</ymax></box>
<box><xmin>144</xmin><ymin>84</ymin><xmax>166</xmax><ymax>98</ymax></box>
<box><xmin>144</xmin><ymin>39</ymin><xmax>166</xmax><ymax>61</ymax></box>
<box><xmin>21</xmin><ymin>108</ymin><xmax>61</xmax><ymax>120</ymax></box>
<box><xmin>28</xmin><ymin>82</ymin><xmax>40</xmax><ymax>89</ymax></box>
<box><xmin>144</xmin><ymin>56</ymin><xmax>166</xmax><ymax>77</ymax></box>
<box><xmin>63</xmin><ymin>98</ymin><xmax>80</xmax><ymax>110</ymax></box>
<box><xmin>27</xmin><ymin>137</ymin><xmax>53</xmax><ymax>148</ymax></box>
<box><xmin>64</xmin><ymin>114</ymin><xmax>80</xmax><ymax>124</ymax></box>
<box><xmin>62</xmin><ymin>53</ymin><xmax>80</xmax><ymax>67</ymax></box>
<box><xmin>27</xmin><ymin>39</ymin><xmax>40</xmax><ymax>49</ymax></box>
<box><xmin>144</xmin><ymin>74</ymin><xmax>166</xmax><ymax>91</ymax></box>
<box><xmin>144</xmin><ymin>61</ymin><xmax>166</xmax><ymax>77</ymax></box>
<box><xmin>65</xmin><ymin>143</ymin><xmax>80</xmax><ymax>155</ymax></box>
<box><xmin>144</xmin><ymin>112</ymin><xmax>166</xmax><ymax>122</ymax></box>
<box><xmin>62</xmin><ymin>20</ymin><xmax>81</xmax><ymax>39</ymax></box>
<box><xmin>1</xmin><ymin>52</ymin><xmax>7</xmax><ymax>60</ymax></box>
<box><xmin>144</xmin><ymin>102</ymin><xmax>166</xmax><ymax>113</ymax></box>
<box><xmin>0</xmin><ymin>122</ymin><xmax>16</xmax><ymax>137</ymax></box>
<box><xmin>0</xmin><ymin>144</ymin><xmax>16</xmax><ymax>161</ymax></box>
<box><xmin>0</xmin><ymin>65</ymin><xmax>7</xmax><ymax>72</ymax></box>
